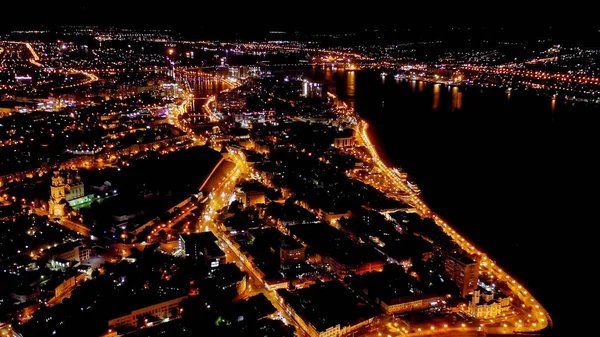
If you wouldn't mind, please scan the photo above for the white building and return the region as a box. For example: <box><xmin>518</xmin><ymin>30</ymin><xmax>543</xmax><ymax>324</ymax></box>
<box><xmin>468</xmin><ymin>290</ymin><xmax>511</xmax><ymax>318</ymax></box>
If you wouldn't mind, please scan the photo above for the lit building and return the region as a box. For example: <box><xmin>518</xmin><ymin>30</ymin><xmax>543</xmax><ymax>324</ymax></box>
<box><xmin>323</xmin><ymin>255</ymin><xmax>385</xmax><ymax>278</ymax></box>
<box><xmin>216</xmin><ymin>91</ymin><xmax>246</xmax><ymax>115</ymax></box>
<box><xmin>249</xmin><ymin>228</ymin><xmax>307</xmax><ymax>265</ymax></box>
<box><xmin>333</xmin><ymin>129</ymin><xmax>355</xmax><ymax>148</ymax></box>
<box><xmin>236</xmin><ymin>188</ymin><xmax>266</xmax><ymax>207</ymax></box>
<box><xmin>380</xmin><ymin>294</ymin><xmax>445</xmax><ymax>315</ymax></box>
<box><xmin>276</xmin><ymin>281</ymin><xmax>376</xmax><ymax>337</ymax></box>
<box><xmin>49</xmin><ymin>171</ymin><xmax>68</xmax><ymax>217</ymax></box>
<box><xmin>107</xmin><ymin>295</ymin><xmax>187</xmax><ymax>330</ymax></box>
<box><xmin>301</xmin><ymin>80</ymin><xmax>326</xmax><ymax>99</ymax></box>
<box><xmin>248</xmin><ymin>66</ymin><xmax>261</xmax><ymax>78</ymax></box>
<box><xmin>46</xmin><ymin>241</ymin><xmax>91</xmax><ymax>264</ymax></box>
<box><xmin>444</xmin><ymin>249</ymin><xmax>479</xmax><ymax>297</ymax></box>
<box><xmin>40</xmin><ymin>274</ymin><xmax>77</xmax><ymax>301</ymax></box>
<box><xmin>278</xmin><ymin>241</ymin><xmax>306</xmax><ymax>265</ymax></box>
<box><xmin>227</xmin><ymin>66</ymin><xmax>257</xmax><ymax>79</ymax></box>
<box><xmin>48</xmin><ymin>170</ymin><xmax>87</xmax><ymax>216</ymax></box>
<box><xmin>0</xmin><ymin>105</ymin><xmax>12</xmax><ymax>117</ymax></box>
<box><xmin>179</xmin><ymin>233</ymin><xmax>226</xmax><ymax>268</ymax></box>
<box><xmin>229</xmin><ymin>66</ymin><xmax>240</xmax><ymax>79</ymax></box>
<box><xmin>254</xmin><ymin>141</ymin><xmax>271</xmax><ymax>154</ymax></box>
<box><xmin>232</xmin><ymin>110</ymin><xmax>275</xmax><ymax>127</ymax></box>
<box><xmin>468</xmin><ymin>290</ymin><xmax>511</xmax><ymax>318</ymax></box>
<box><xmin>65</xmin><ymin>171</ymin><xmax>85</xmax><ymax>201</ymax></box>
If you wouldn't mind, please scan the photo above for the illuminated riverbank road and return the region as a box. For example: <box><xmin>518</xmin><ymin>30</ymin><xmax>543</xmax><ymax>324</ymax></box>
<box><xmin>354</xmin><ymin>122</ymin><xmax>430</xmax><ymax>216</ymax></box>
<box><xmin>353</xmin><ymin>120</ymin><xmax>551</xmax><ymax>333</ymax></box>
<box><xmin>324</xmin><ymin>91</ymin><xmax>551</xmax><ymax>333</ymax></box>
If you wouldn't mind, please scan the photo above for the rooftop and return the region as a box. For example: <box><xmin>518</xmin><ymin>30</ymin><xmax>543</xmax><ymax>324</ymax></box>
<box><xmin>335</xmin><ymin>128</ymin><xmax>355</xmax><ymax>138</ymax></box>
<box><xmin>44</xmin><ymin>241</ymin><xmax>85</xmax><ymax>257</ymax></box>
<box><xmin>277</xmin><ymin>281</ymin><xmax>377</xmax><ymax>332</ymax></box>
<box><xmin>447</xmin><ymin>249</ymin><xmax>476</xmax><ymax>265</ymax></box>
<box><xmin>108</xmin><ymin>292</ymin><xmax>187</xmax><ymax>320</ymax></box>
<box><xmin>345</xmin><ymin>264</ymin><xmax>438</xmax><ymax>305</ymax></box>
<box><xmin>180</xmin><ymin>232</ymin><xmax>225</xmax><ymax>258</ymax></box>
<box><xmin>290</xmin><ymin>223</ymin><xmax>385</xmax><ymax>267</ymax></box>
<box><xmin>249</xmin><ymin>227</ymin><xmax>303</xmax><ymax>251</ymax></box>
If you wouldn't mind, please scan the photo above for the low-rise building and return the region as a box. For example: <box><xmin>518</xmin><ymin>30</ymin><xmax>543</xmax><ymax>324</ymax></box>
<box><xmin>254</xmin><ymin>141</ymin><xmax>271</xmax><ymax>154</ymax></box>
<box><xmin>345</xmin><ymin>264</ymin><xmax>447</xmax><ymax>315</ymax></box>
<box><xmin>468</xmin><ymin>290</ymin><xmax>511</xmax><ymax>318</ymax></box>
<box><xmin>9</xmin><ymin>287</ymin><xmax>39</xmax><ymax>304</ymax></box>
<box><xmin>333</xmin><ymin>129</ymin><xmax>355</xmax><ymax>148</ymax></box>
<box><xmin>278</xmin><ymin>240</ymin><xmax>306</xmax><ymax>265</ymax></box>
<box><xmin>108</xmin><ymin>295</ymin><xmax>187</xmax><ymax>330</ymax></box>
<box><xmin>323</xmin><ymin>255</ymin><xmax>385</xmax><ymax>277</ymax></box>
<box><xmin>277</xmin><ymin>281</ymin><xmax>377</xmax><ymax>337</ymax></box>
<box><xmin>250</xmin><ymin>227</ymin><xmax>307</xmax><ymax>265</ymax></box>
<box><xmin>179</xmin><ymin>232</ymin><xmax>226</xmax><ymax>268</ymax></box>
<box><xmin>40</xmin><ymin>274</ymin><xmax>77</xmax><ymax>301</ymax></box>
<box><xmin>290</xmin><ymin>223</ymin><xmax>386</xmax><ymax>278</ymax></box>
<box><xmin>45</xmin><ymin>241</ymin><xmax>91</xmax><ymax>264</ymax></box>
<box><xmin>205</xmin><ymin>263</ymin><xmax>247</xmax><ymax>295</ymax></box>
<box><xmin>236</xmin><ymin>188</ymin><xmax>266</xmax><ymax>207</ymax></box>
<box><xmin>380</xmin><ymin>294</ymin><xmax>445</xmax><ymax>315</ymax></box>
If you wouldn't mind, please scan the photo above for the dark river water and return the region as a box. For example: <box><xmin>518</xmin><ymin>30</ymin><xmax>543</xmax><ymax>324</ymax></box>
<box><xmin>302</xmin><ymin>66</ymin><xmax>596</xmax><ymax>335</ymax></box>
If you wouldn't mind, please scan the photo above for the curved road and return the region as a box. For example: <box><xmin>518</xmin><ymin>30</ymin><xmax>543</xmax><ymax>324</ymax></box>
<box><xmin>354</xmin><ymin>118</ymin><xmax>551</xmax><ymax>334</ymax></box>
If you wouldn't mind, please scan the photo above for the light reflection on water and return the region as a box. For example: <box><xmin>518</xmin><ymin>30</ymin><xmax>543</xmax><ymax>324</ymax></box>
<box><xmin>432</xmin><ymin>84</ymin><xmax>440</xmax><ymax>111</ymax></box>
<box><xmin>451</xmin><ymin>86</ymin><xmax>463</xmax><ymax>111</ymax></box>
<box><xmin>347</xmin><ymin>70</ymin><xmax>355</xmax><ymax>97</ymax></box>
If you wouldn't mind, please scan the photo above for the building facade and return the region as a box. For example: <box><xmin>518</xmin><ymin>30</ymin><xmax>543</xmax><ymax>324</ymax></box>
<box><xmin>380</xmin><ymin>295</ymin><xmax>445</xmax><ymax>315</ymax></box>
<box><xmin>444</xmin><ymin>250</ymin><xmax>479</xmax><ymax>298</ymax></box>
<box><xmin>323</xmin><ymin>256</ymin><xmax>385</xmax><ymax>278</ymax></box>
<box><xmin>49</xmin><ymin>171</ymin><xmax>67</xmax><ymax>216</ymax></box>
<box><xmin>108</xmin><ymin>296</ymin><xmax>187</xmax><ymax>330</ymax></box>
<box><xmin>235</xmin><ymin>188</ymin><xmax>266</xmax><ymax>207</ymax></box>
<box><xmin>333</xmin><ymin>136</ymin><xmax>354</xmax><ymax>148</ymax></box>
<box><xmin>468</xmin><ymin>290</ymin><xmax>511</xmax><ymax>318</ymax></box>
<box><xmin>279</xmin><ymin>245</ymin><xmax>306</xmax><ymax>264</ymax></box>
<box><xmin>48</xmin><ymin>170</ymin><xmax>86</xmax><ymax>217</ymax></box>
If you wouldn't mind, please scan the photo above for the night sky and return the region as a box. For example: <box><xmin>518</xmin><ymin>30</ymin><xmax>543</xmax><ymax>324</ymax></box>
<box><xmin>1</xmin><ymin>1</ymin><xmax>596</xmax><ymax>34</ymax></box>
